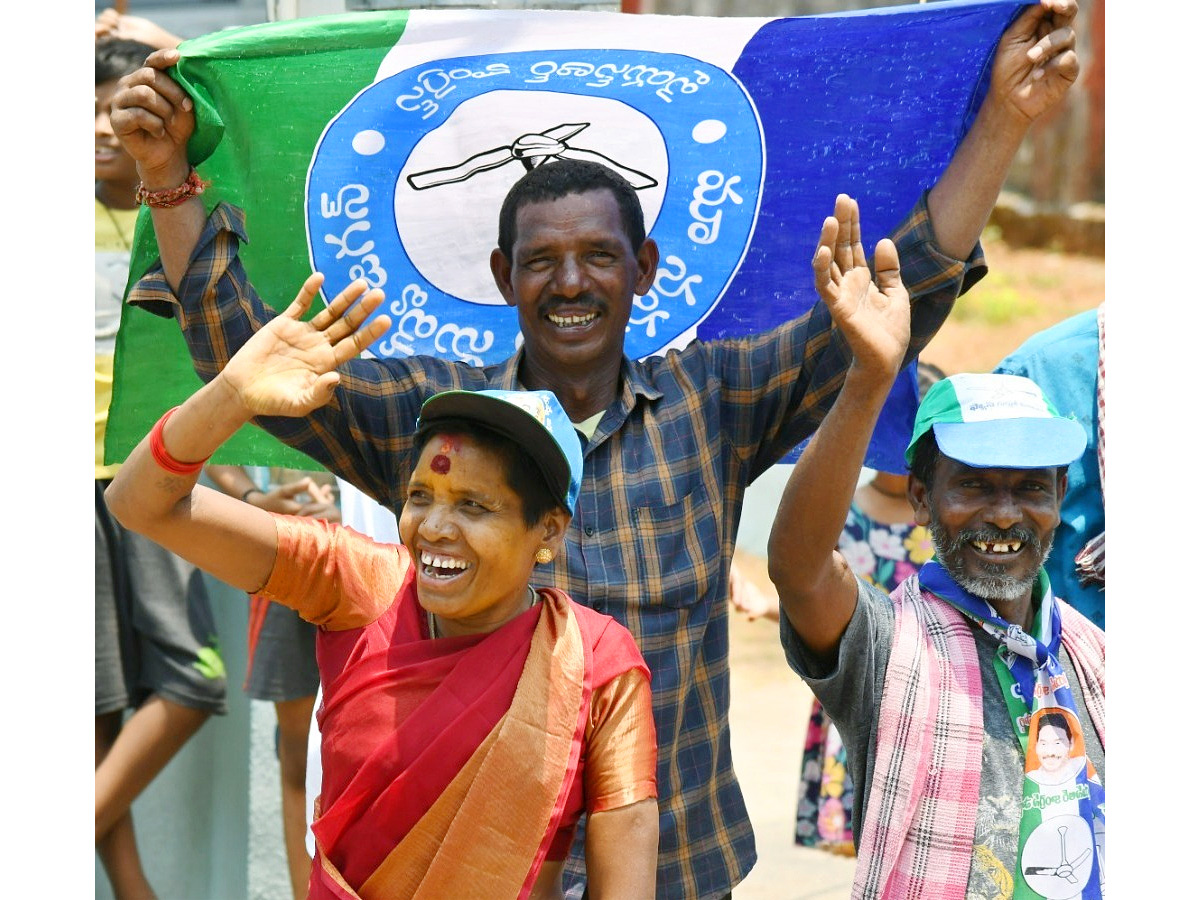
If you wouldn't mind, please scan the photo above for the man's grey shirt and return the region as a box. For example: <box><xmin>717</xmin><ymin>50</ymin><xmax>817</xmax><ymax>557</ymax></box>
<box><xmin>780</xmin><ymin>579</ymin><xmax>1104</xmax><ymax>898</ymax></box>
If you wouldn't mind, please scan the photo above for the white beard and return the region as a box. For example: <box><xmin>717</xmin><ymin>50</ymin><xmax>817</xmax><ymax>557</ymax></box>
<box><xmin>929</xmin><ymin>519</ymin><xmax>1053</xmax><ymax>603</ymax></box>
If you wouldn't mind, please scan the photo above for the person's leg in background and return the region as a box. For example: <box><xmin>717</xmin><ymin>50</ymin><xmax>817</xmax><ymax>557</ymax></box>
<box><xmin>95</xmin><ymin>696</ymin><xmax>210</xmax><ymax>841</ymax></box>
<box><xmin>96</xmin><ymin>711</ymin><xmax>156</xmax><ymax>900</ymax></box>
<box><xmin>95</xmin><ymin>481</ymin><xmax>227</xmax><ymax>898</ymax></box>
<box><xmin>276</xmin><ymin>694</ymin><xmax>318</xmax><ymax>899</ymax></box>
<box><xmin>97</xmin><ymin>488</ymin><xmax>155</xmax><ymax>900</ymax></box>
<box><xmin>245</xmin><ymin>594</ymin><xmax>322</xmax><ymax>900</ymax></box>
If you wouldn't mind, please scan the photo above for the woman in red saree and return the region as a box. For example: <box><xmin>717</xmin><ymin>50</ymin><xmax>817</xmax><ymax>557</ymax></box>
<box><xmin>106</xmin><ymin>276</ymin><xmax>659</xmax><ymax>899</ymax></box>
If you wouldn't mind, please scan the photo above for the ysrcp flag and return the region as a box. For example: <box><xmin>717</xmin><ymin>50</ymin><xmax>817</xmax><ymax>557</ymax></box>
<box><xmin>109</xmin><ymin>0</ymin><xmax>1029</xmax><ymax>470</ymax></box>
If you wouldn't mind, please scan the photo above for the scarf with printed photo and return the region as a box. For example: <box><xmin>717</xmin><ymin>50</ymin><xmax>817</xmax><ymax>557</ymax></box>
<box><xmin>919</xmin><ymin>560</ymin><xmax>1105</xmax><ymax>899</ymax></box>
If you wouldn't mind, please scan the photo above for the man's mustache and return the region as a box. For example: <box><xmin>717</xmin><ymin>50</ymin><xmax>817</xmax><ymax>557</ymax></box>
<box><xmin>950</xmin><ymin>525</ymin><xmax>1040</xmax><ymax>552</ymax></box>
<box><xmin>542</xmin><ymin>294</ymin><xmax>604</xmax><ymax>314</ymax></box>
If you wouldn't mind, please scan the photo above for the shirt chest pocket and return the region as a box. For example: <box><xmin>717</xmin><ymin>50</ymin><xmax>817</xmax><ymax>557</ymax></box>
<box><xmin>631</xmin><ymin>485</ymin><xmax>722</xmax><ymax>609</ymax></box>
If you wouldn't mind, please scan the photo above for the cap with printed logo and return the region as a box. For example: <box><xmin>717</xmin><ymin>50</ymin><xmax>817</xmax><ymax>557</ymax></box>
<box><xmin>905</xmin><ymin>373</ymin><xmax>1087</xmax><ymax>469</ymax></box>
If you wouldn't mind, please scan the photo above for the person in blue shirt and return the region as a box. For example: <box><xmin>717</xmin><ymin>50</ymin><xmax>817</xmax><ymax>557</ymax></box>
<box><xmin>994</xmin><ymin>305</ymin><xmax>1104</xmax><ymax>627</ymax></box>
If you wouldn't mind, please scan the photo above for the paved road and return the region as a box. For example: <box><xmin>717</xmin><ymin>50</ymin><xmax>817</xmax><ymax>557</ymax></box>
<box><xmin>727</xmin><ymin>604</ymin><xmax>857</xmax><ymax>899</ymax></box>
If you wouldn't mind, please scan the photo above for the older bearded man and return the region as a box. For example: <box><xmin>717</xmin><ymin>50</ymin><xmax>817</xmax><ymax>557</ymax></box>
<box><xmin>766</xmin><ymin>236</ymin><xmax>1104</xmax><ymax>900</ymax></box>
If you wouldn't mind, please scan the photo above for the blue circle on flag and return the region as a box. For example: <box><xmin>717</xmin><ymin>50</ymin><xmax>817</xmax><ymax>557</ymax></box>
<box><xmin>307</xmin><ymin>49</ymin><xmax>763</xmax><ymax>365</ymax></box>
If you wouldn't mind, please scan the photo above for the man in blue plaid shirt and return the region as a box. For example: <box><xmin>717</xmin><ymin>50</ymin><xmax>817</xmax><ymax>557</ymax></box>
<box><xmin>113</xmin><ymin>2</ymin><xmax>1078</xmax><ymax>895</ymax></box>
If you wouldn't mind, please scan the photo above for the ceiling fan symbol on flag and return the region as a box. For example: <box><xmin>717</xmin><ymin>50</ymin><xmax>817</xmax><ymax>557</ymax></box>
<box><xmin>405</xmin><ymin>122</ymin><xmax>659</xmax><ymax>191</ymax></box>
<box><xmin>1023</xmin><ymin>825</ymin><xmax>1092</xmax><ymax>887</ymax></box>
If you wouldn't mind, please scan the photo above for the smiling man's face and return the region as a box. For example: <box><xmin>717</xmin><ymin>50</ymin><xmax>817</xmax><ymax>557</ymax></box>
<box><xmin>490</xmin><ymin>188</ymin><xmax>657</xmax><ymax>380</ymax></box>
<box><xmin>913</xmin><ymin>456</ymin><xmax>1063</xmax><ymax>610</ymax></box>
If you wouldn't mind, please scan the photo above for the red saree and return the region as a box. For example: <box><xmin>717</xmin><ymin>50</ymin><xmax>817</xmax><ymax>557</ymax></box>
<box><xmin>296</xmin><ymin>552</ymin><xmax>648</xmax><ymax>900</ymax></box>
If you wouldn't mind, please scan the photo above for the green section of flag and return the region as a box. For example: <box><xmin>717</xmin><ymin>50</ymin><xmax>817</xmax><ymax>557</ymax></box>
<box><xmin>106</xmin><ymin>12</ymin><xmax>410</xmax><ymax>468</ymax></box>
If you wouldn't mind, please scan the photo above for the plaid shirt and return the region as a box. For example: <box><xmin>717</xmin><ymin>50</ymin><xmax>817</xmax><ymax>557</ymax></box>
<box><xmin>131</xmin><ymin>194</ymin><xmax>984</xmax><ymax>899</ymax></box>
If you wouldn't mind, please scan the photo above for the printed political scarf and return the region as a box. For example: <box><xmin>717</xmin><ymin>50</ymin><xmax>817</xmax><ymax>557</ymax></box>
<box><xmin>919</xmin><ymin>560</ymin><xmax>1105</xmax><ymax>899</ymax></box>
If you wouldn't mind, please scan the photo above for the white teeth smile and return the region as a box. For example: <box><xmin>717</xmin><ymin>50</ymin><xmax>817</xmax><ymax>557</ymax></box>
<box><xmin>420</xmin><ymin>551</ymin><xmax>470</xmax><ymax>577</ymax></box>
<box><xmin>548</xmin><ymin>311</ymin><xmax>598</xmax><ymax>327</ymax></box>
<box><xmin>972</xmin><ymin>541</ymin><xmax>1023</xmax><ymax>554</ymax></box>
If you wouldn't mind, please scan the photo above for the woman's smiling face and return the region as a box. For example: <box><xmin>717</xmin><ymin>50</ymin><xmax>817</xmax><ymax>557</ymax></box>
<box><xmin>399</xmin><ymin>431</ymin><xmax>566</xmax><ymax>637</ymax></box>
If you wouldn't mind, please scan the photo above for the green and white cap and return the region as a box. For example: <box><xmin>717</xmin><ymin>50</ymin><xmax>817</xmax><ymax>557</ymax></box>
<box><xmin>905</xmin><ymin>373</ymin><xmax>1087</xmax><ymax>469</ymax></box>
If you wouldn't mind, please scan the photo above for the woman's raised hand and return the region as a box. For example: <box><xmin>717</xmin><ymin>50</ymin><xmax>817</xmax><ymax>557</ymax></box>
<box><xmin>219</xmin><ymin>275</ymin><xmax>391</xmax><ymax>419</ymax></box>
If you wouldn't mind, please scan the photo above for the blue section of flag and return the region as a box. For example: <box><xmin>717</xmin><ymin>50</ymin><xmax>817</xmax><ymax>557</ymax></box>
<box><xmin>710</xmin><ymin>0</ymin><xmax>1023</xmax><ymax>470</ymax></box>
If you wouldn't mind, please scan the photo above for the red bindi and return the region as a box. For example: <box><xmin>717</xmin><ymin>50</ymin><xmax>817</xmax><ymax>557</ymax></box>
<box><xmin>431</xmin><ymin>454</ymin><xmax>451</xmax><ymax>474</ymax></box>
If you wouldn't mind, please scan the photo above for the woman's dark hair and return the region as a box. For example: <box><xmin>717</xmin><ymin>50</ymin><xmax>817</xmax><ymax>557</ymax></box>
<box><xmin>916</xmin><ymin>360</ymin><xmax>946</xmax><ymax>400</ymax></box>
<box><xmin>413</xmin><ymin>419</ymin><xmax>560</xmax><ymax>527</ymax></box>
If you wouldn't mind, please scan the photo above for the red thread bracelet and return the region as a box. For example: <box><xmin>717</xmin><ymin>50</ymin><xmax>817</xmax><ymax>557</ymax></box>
<box><xmin>135</xmin><ymin>168</ymin><xmax>210</xmax><ymax>209</ymax></box>
<box><xmin>149</xmin><ymin>406</ymin><xmax>209</xmax><ymax>475</ymax></box>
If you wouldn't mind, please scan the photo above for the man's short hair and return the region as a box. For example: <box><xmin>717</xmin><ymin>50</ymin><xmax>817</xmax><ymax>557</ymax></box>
<box><xmin>97</xmin><ymin>38</ymin><xmax>157</xmax><ymax>85</ymax></box>
<box><xmin>496</xmin><ymin>159</ymin><xmax>647</xmax><ymax>261</ymax></box>
<box><xmin>908</xmin><ymin>430</ymin><xmax>942</xmax><ymax>486</ymax></box>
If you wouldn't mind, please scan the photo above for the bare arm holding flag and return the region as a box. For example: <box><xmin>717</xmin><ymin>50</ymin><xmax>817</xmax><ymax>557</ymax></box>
<box><xmin>110</xmin><ymin>47</ymin><xmax>203</xmax><ymax>292</ymax></box>
<box><xmin>926</xmin><ymin>0</ymin><xmax>1079</xmax><ymax>260</ymax></box>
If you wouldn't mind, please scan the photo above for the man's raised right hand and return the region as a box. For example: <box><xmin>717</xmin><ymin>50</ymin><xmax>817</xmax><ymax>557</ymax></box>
<box><xmin>110</xmin><ymin>48</ymin><xmax>195</xmax><ymax>190</ymax></box>
<box><xmin>812</xmin><ymin>195</ymin><xmax>910</xmax><ymax>383</ymax></box>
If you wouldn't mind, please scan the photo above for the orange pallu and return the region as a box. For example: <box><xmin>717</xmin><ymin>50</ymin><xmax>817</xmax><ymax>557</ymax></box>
<box><xmin>306</xmin><ymin>560</ymin><xmax>645</xmax><ymax>900</ymax></box>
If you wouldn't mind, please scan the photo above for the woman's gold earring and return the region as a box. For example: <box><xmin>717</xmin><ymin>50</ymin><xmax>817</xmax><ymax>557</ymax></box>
<box><xmin>535</xmin><ymin>548</ymin><xmax>554</xmax><ymax>565</ymax></box>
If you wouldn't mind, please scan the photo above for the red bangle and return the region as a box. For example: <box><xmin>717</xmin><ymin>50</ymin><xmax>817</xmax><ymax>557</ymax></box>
<box><xmin>149</xmin><ymin>406</ymin><xmax>209</xmax><ymax>476</ymax></box>
<box><xmin>135</xmin><ymin>168</ymin><xmax>210</xmax><ymax>209</ymax></box>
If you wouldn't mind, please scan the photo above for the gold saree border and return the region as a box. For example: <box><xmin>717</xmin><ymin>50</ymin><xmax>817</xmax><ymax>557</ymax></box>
<box><xmin>317</xmin><ymin>592</ymin><xmax>586</xmax><ymax>900</ymax></box>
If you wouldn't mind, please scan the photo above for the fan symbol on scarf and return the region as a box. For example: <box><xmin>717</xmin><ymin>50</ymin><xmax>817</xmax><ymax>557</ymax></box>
<box><xmin>405</xmin><ymin>123</ymin><xmax>659</xmax><ymax>191</ymax></box>
<box><xmin>1023</xmin><ymin>825</ymin><xmax>1092</xmax><ymax>885</ymax></box>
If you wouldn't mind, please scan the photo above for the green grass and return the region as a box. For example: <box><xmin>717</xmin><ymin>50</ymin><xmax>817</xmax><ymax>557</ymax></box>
<box><xmin>951</xmin><ymin>273</ymin><xmax>1041</xmax><ymax>326</ymax></box>
<box><xmin>1028</xmin><ymin>271</ymin><xmax>1064</xmax><ymax>291</ymax></box>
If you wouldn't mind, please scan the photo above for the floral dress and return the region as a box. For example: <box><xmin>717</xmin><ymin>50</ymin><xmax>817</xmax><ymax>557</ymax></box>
<box><xmin>794</xmin><ymin>504</ymin><xmax>934</xmax><ymax>854</ymax></box>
